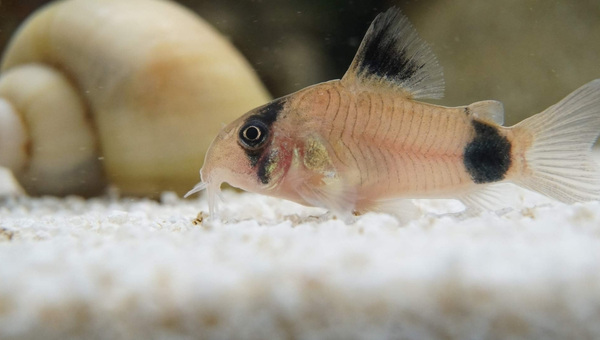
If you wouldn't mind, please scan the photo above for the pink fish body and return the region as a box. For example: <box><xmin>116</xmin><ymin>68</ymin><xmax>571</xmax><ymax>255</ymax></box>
<box><xmin>187</xmin><ymin>8</ymin><xmax>600</xmax><ymax>220</ymax></box>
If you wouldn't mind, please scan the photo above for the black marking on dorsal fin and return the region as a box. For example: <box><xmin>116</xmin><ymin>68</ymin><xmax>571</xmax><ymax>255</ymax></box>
<box><xmin>341</xmin><ymin>7</ymin><xmax>444</xmax><ymax>99</ymax></box>
<box><xmin>464</xmin><ymin>120</ymin><xmax>512</xmax><ymax>184</ymax></box>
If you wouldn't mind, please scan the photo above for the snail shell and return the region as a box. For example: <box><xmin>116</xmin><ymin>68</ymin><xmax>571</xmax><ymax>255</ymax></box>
<box><xmin>0</xmin><ymin>0</ymin><xmax>270</xmax><ymax>197</ymax></box>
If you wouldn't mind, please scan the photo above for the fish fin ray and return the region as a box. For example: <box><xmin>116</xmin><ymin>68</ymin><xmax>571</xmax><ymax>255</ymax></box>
<box><xmin>512</xmin><ymin>79</ymin><xmax>600</xmax><ymax>202</ymax></box>
<box><xmin>341</xmin><ymin>7</ymin><xmax>444</xmax><ymax>99</ymax></box>
<box><xmin>297</xmin><ymin>183</ymin><xmax>356</xmax><ymax>219</ymax></box>
<box><xmin>291</xmin><ymin>175</ymin><xmax>357</xmax><ymax>219</ymax></box>
<box><xmin>459</xmin><ymin>184</ymin><xmax>519</xmax><ymax>216</ymax></box>
<box><xmin>363</xmin><ymin>198</ymin><xmax>421</xmax><ymax>223</ymax></box>
<box><xmin>467</xmin><ymin>100</ymin><xmax>505</xmax><ymax>125</ymax></box>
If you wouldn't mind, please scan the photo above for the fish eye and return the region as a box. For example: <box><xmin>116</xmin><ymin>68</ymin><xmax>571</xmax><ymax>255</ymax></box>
<box><xmin>239</xmin><ymin>121</ymin><xmax>268</xmax><ymax>149</ymax></box>
<box><xmin>243</xmin><ymin>126</ymin><xmax>261</xmax><ymax>141</ymax></box>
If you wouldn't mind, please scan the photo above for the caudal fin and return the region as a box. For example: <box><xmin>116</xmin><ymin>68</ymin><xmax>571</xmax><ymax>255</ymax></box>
<box><xmin>512</xmin><ymin>79</ymin><xmax>600</xmax><ymax>203</ymax></box>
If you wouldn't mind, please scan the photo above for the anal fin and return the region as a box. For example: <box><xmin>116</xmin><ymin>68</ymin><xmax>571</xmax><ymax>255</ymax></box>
<box><xmin>458</xmin><ymin>184</ymin><xmax>519</xmax><ymax>217</ymax></box>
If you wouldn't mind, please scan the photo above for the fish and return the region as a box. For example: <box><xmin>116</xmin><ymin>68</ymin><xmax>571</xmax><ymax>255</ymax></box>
<box><xmin>185</xmin><ymin>8</ymin><xmax>600</xmax><ymax>220</ymax></box>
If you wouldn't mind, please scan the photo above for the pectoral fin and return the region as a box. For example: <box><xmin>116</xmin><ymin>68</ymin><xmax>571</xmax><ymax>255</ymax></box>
<box><xmin>286</xmin><ymin>148</ymin><xmax>357</xmax><ymax>219</ymax></box>
<box><xmin>361</xmin><ymin>198</ymin><xmax>421</xmax><ymax>223</ymax></box>
<box><xmin>293</xmin><ymin>180</ymin><xmax>357</xmax><ymax>219</ymax></box>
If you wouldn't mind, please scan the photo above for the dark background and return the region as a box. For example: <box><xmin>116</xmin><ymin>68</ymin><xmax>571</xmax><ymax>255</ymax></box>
<box><xmin>1</xmin><ymin>0</ymin><xmax>599</xmax><ymax>125</ymax></box>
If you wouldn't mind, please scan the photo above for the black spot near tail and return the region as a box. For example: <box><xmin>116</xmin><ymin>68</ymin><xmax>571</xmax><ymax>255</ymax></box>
<box><xmin>464</xmin><ymin>120</ymin><xmax>512</xmax><ymax>184</ymax></box>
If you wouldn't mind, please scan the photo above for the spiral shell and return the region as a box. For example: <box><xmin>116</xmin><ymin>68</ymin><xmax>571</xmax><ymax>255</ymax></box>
<box><xmin>0</xmin><ymin>0</ymin><xmax>270</xmax><ymax>197</ymax></box>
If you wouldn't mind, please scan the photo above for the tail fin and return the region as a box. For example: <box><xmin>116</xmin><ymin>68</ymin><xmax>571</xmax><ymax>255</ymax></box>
<box><xmin>512</xmin><ymin>79</ymin><xmax>600</xmax><ymax>203</ymax></box>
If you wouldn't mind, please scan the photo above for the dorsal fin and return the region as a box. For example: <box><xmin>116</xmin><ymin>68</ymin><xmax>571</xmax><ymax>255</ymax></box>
<box><xmin>341</xmin><ymin>7</ymin><xmax>445</xmax><ymax>99</ymax></box>
<box><xmin>467</xmin><ymin>100</ymin><xmax>505</xmax><ymax>125</ymax></box>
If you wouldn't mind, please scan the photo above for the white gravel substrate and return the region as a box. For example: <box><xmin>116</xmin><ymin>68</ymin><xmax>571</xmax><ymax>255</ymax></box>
<box><xmin>0</xmin><ymin>169</ymin><xmax>600</xmax><ymax>339</ymax></box>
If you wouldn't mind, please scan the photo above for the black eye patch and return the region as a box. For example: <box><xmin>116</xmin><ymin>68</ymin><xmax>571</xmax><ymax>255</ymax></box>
<box><xmin>239</xmin><ymin>97</ymin><xmax>286</xmax><ymax>167</ymax></box>
<box><xmin>239</xmin><ymin>120</ymin><xmax>269</xmax><ymax>150</ymax></box>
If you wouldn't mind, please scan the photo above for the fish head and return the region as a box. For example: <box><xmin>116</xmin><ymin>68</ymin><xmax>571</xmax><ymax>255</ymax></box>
<box><xmin>186</xmin><ymin>97</ymin><xmax>291</xmax><ymax>218</ymax></box>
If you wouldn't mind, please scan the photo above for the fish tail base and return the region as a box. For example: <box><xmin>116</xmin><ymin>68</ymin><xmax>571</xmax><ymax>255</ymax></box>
<box><xmin>511</xmin><ymin>79</ymin><xmax>600</xmax><ymax>203</ymax></box>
